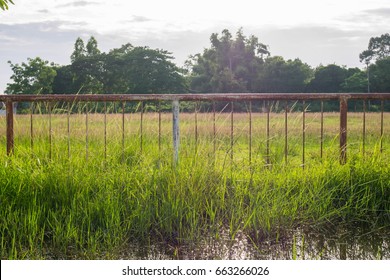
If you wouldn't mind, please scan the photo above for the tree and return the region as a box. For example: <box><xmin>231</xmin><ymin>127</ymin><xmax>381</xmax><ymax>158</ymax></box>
<box><xmin>70</xmin><ymin>37</ymin><xmax>87</xmax><ymax>63</ymax></box>
<box><xmin>64</xmin><ymin>37</ymin><xmax>187</xmax><ymax>94</ymax></box>
<box><xmin>307</xmin><ymin>64</ymin><xmax>350</xmax><ymax>93</ymax></box>
<box><xmin>359</xmin><ymin>33</ymin><xmax>390</xmax><ymax>64</ymax></box>
<box><xmin>368</xmin><ymin>57</ymin><xmax>390</xmax><ymax>92</ymax></box>
<box><xmin>86</xmin><ymin>36</ymin><xmax>101</xmax><ymax>57</ymax></box>
<box><xmin>188</xmin><ymin>29</ymin><xmax>269</xmax><ymax>93</ymax></box>
<box><xmin>6</xmin><ymin>57</ymin><xmax>57</xmax><ymax>94</ymax></box>
<box><xmin>0</xmin><ymin>0</ymin><xmax>14</xmax><ymax>10</ymax></box>
<box><xmin>70</xmin><ymin>37</ymin><xmax>104</xmax><ymax>93</ymax></box>
<box><xmin>255</xmin><ymin>56</ymin><xmax>312</xmax><ymax>93</ymax></box>
<box><xmin>104</xmin><ymin>46</ymin><xmax>186</xmax><ymax>94</ymax></box>
<box><xmin>341</xmin><ymin>70</ymin><xmax>367</xmax><ymax>93</ymax></box>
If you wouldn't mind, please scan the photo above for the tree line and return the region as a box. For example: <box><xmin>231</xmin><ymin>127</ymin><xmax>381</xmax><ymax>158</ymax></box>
<box><xmin>4</xmin><ymin>29</ymin><xmax>390</xmax><ymax>101</ymax></box>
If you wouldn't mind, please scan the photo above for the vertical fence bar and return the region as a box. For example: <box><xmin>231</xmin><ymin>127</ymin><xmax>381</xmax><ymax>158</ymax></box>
<box><xmin>320</xmin><ymin>101</ymin><xmax>324</xmax><ymax>159</ymax></box>
<box><xmin>30</xmin><ymin>102</ymin><xmax>34</xmax><ymax>154</ymax></box>
<box><xmin>48</xmin><ymin>102</ymin><xmax>52</xmax><ymax>160</ymax></box>
<box><xmin>213</xmin><ymin>101</ymin><xmax>216</xmax><ymax>158</ymax></box>
<box><xmin>6</xmin><ymin>101</ymin><xmax>14</xmax><ymax>156</ymax></box>
<box><xmin>67</xmin><ymin>102</ymin><xmax>70</xmax><ymax>159</ymax></box>
<box><xmin>140</xmin><ymin>101</ymin><xmax>143</xmax><ymax>154</ymax></box>
<box><xmin>302</xmin><ymin>100</ymin><xmax>306</xmax><ymax>168</ymax></box>
<box><xmin>104</xmin><ymin>101</ymin><xmax>107</xmax><ymax>161</ymax></box>
<box><xmin>158</xmin><ymin>101</ymin><xmax>162</xmax><ymax>157</ymax></box>
<box><xmin>284</xmin><ymin>101</ymin><xmax>288</xmax><ymax>164</ymax></box>
<box><xmin>230</xmin><ymin>101</ymin><xmax>234</xmax><ymax>165</ymax></box>
<box><xmin>85</xmin><ymin>102</ymin><xmax>89</xmax><ymax>162</ymax></box>
<box><xmin>195</xmin><ymin>101</ymin><xmax>198</xmax><ymax>147</ymax></box>
<box><xmin>266</xmin><ymin>101</ymin><xmax>270</xmax><ymax>166</ymax></box>
<box><xmin>362</xmin><ymin>99</ymin><xmax>366</xmax><ymax>155</ymax></box>
<box><xmin>172</xmin><ymin>100</ymin><xmax>180</xmax><ymax>165</ymax></box>
<box><xmin>340</xmin><ymin>97</ymin><xmax>348</xmax><ymax>164</ymax></box>
<box><xmin>249</xmin><ymin>101</ymin><xmax>252</xmax><ymax>165</ymax></box>
<box><xmin>380</xmin><ymin>100</ymin><xmax>384</xmax><ymax>153</ymax></box>
<box><xmin>122</xmin><ymin>101</ymin><xmax>125</xmax><ymax>163</ymax></box>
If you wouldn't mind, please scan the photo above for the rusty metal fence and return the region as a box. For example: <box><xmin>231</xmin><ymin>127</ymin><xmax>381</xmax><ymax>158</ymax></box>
<box><xmin>1</xmin><ymin>93</ymin><xmax>389</xmax><ymax>166</ymax></box>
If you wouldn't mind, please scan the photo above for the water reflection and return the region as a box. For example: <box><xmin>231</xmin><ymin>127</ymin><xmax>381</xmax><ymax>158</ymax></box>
<box><xmin>121</xmin><ymin>226</ymin><xmax>390</xmax><ymax>260</ymax></box>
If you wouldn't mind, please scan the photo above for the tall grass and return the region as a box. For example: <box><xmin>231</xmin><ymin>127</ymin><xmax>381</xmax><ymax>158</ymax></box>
<box><xmin>0</xmin><ymin>105</ymin><xmax>389</xmax><ymax>259</ymax></box>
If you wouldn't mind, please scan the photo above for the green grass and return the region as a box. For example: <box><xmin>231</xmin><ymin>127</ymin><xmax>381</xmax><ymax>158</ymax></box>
<box><xmin>0</xmin><ymin>107</ymin><xmax>389</xmax><ymax>259</ymax></box>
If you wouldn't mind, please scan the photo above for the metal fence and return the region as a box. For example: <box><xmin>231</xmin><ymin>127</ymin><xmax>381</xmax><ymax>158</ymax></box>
<box><xmin>1</xmin><ymin>93</ymin><xmax>389</xmax><ymax>166</ymax></box>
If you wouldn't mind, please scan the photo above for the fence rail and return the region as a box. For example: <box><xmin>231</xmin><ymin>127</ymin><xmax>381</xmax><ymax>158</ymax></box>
<box><xmin>1</xmin><ymin>93</ymin><xmax>390</xmax><ymax>165</ymax></box>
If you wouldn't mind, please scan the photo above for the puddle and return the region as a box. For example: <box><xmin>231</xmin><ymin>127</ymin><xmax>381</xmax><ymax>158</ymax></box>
<box><xmin>120</xmin><ymin>226</ymin><xmax>390</xmax><ymax>260</ymax></box>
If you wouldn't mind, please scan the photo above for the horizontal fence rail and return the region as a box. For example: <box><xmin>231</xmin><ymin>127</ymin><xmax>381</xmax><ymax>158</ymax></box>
<box><xmin>1</xmin><ymin>93</ymin><xmax>390</xmax><ymax>166</ymax></box>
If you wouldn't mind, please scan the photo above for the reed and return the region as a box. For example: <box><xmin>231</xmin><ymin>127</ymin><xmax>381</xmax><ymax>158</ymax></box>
<box><xmin>0</xmin><ymin>106</ymin><xmax>389</xmax><ymax>259</ymax></box>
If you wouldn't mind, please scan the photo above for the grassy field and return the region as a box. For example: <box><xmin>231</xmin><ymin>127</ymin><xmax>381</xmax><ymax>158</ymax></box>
<box><xmin>0</xmin><ymin>104</ymin><xmax>389</xmax><ymax>259</ymax></box>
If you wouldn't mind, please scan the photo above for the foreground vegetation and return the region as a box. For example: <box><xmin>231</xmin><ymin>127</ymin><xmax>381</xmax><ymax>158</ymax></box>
<box><xmin>0</xmin><ymin>110</ymin><xmax>389</xmax><ymax>259</ymax></box>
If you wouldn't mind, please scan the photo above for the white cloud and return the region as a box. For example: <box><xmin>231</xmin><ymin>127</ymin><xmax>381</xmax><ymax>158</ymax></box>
<box><xmin>1</xmin><ymin>0</ymin><xmax>389</xmax><ymax>92</ymax></box>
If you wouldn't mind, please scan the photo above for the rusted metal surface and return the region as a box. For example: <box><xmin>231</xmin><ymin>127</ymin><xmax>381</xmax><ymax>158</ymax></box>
<box><xmin>320</xmin><ymin>101</ymin><xmax>324</xmax><ymax>159</ymax></box>
<box><xmin>230</xmin><ymin>102</ymin><xmax>234</xmax><ymax>165</ymax></box>
<box><xmin>302</xmin><ymin>100</ymin><xmax>306</xmax><ymax>168</ymax></box>
<box><xmin>172</xmin><ymin>100</ymin><xmax>180</xmax><ymax>165</ymax></box>
<box><xmin>284</xmin><ymin>101</ymin><xmax>288</xmax><ymax>164</ymax></box>
<box><xmin>140</xmin><ymin>101</ymin><xmax>144</xmax><ymax>154</ymax></box>
<box><xmin>85</xmin><ymin>102</ymin><xmax>89</xmax><ymax>161</ymax></box>
<box><xmin>122</xmin><ymin>102</ymin><xmax>125</xmax><ymax>163</ymax></box>
<box><xmin>30</xmin><ymin>103</ymin><xmax>34</xmax><ymax>154</ymax></box>
<box><xmin>195</xmin><ymin>102</ymin><xmax>198</xmax><ymax>145</ymax></box>
<box><xmin>67</xmin><ymin>102</ymin><xmax>70</xmax><ymax>159</ymax></box>
<box><xmin>266</xmin><ymin>101</ymin><xmax>270</xmax><ymax>166</ymax></box>
<box><xmin>2</xmin><ymin>93</ymin><xmax>389</xmax><ymax>165</ymax></box>
<box><xmin>1</xmin><ymin>93</ymin><xmax>390</xmax><ymax>103</ymax></box>
<box><xmin>340</xmin><ymin>97</ymin><xmax>348</xmax><ymax>164</ymax></box>
<box><xmin>249</xmin><ymin>101</ymin><xmax>252</xmax><ymax>165</ymax></box>
<box><xmin>381</xmin><ymin>100</ymin><xmax>384</xmax><ymax>153</ymax></box>
<box><xmin>49</xmin><ymin>102</ymin><xmax>52</xmax><ymax>160</ymax></box>
<box><xmin>158</xmin><ymin>102</ymin><xmax>162</xmax><ymax>156</ymax></box>
<box><xmin>104</xmin><ymin>101</ymin><xmax>107</xmax><ymax>161</ymax></box>
<box><xmin>362</xmin><ymin>100</ymin><xmax>366</xmax><ymax>155</ymax></box>
<box><xmin>6</xmin><ymin>101</ymin><xmax>14</xmax><ymax>155</ymax></box>
<box><xmin>213</xmin><ymin>102</ymin><xmax>216</xmax><ymax>157</ymax></box>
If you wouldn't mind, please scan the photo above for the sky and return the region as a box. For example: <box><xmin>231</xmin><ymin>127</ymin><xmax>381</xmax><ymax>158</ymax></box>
<box><xmin>1</xmin><ymin>0</ymin><xmax>389</xmax><ymax>93</ymax></box>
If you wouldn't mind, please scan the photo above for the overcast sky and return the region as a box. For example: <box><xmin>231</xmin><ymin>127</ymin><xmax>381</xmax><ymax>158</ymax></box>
<box><xmin>1</xmin><ymin>0</ymin><xmax>389</xmax><ymax>93</ymax></box>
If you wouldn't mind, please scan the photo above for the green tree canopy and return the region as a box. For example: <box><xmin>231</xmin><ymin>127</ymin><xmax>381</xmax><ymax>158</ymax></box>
<box><xmin>6</xmin><ymin>57</ymin><xmax>57</xmax><ymax>94</ymax></box>
<box><xmin>369</xmin><ymin>57</ymin><xmax>390</xmax><ymax>92</ymax></box>
<box><xmin>307</xmin><ymin>64</ymin><xmax>352</xmax><ymax>93</ymax></box>
<box><xmin>188</xmin><ymin>28</ymin><xmax>269</xmax><ymax>93</ymax></box>
<box><xmin>359</xmin><ymin>33</ymin><xmax>390</xmax><ymax>64</ymax></box>
<box><xmin>255</xmin><ymin>56</ymin><xmax>313</xmax><ymax>93</ymax></box>
<box><xmin>103</xmin><ymin>45</ymin><xmax>186</xmax><ymax>94</ymax></box>
<box><xmin>53</xmin><ymin>37</ymin><xmax>186</xmax><ymax>94</ymax></box>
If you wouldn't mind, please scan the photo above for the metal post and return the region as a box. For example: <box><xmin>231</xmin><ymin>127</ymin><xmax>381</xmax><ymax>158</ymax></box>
<box><xmin>48</xmin><ymin>102</ymin><xmax>52</xmax><ymax>160</ymax></box>
<box><xmin>213</xmin><ymin>101</ymin><xmax>216</xmax><ymax>158</ymax></box>
<box><xmin>380</xmin><ymin>100</ymin><xmax>384</xmax><ymax>153</ymax></box>
<box><xmin>320</xmin><ymin>101</ymin><xmax>324</xmax><ymax>159</ymax></box>
<box><xmin>104</xmin><ymin>101</ymin><xmax>107</xmax><ymax>161</ymax></box>
<box><xmin>6</xmin><ymin>101</ymin><xmax>14</xmax><ymax>156</ymax></box>
<box><xmin>362</xmin><ymin>100</ymin><xmax>366</xmax><ymax>156</ymax></box>
<box><xmin>172</xmin><ymin>100</ymin><xmax>180</xmax><ymax>165</ymax></box>
<box><xmin>302</xmin><ymin>100</ymin><xmax>306</xmax><ymax>168</ymax></box>
<box><xmin>266</xmin><ymin>101</ymin><xmax>270</xmax><ymax>166</ymax></box>
<box><xmin>249</xmin><ymin>101</ymin><xmax>252</xmax><ymax>165</ymax></box>
<box><xmin>122</xmin><ymin>102</ymin><xmax>125</xmax><ymax>163</ymax></box>
<box><xmin>140</xmin><ymin>101</ymin><xmax>144</xmax><ymax>154</ymax></box>
<box><xmin>85</xmin><ymin>102</ymin><xmax>89</xmax><ymax>162</ymax></box>
<box><xmin>340</xmin><ymin>97</ymin><xmax>348</xmax><ymax>164</ymax></box>
<box><xmin>230</xmin><ymin>102</ymin><xmax>234</xmax><ymax>164</ymax></box>
<box><xmin>67</xmin><ymin>102</ymin><xmax>70</xmax><ymax>159</ymax></box>
<box><xmin>284</xmin><ymin>101</ymin><xmax>288</xmax><ymax>164</ymax></box>
<box><xmin>30</xmin><ymin>102</ymin><xmax>34</xmax><ymax>154</ymax></box>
